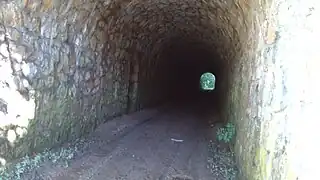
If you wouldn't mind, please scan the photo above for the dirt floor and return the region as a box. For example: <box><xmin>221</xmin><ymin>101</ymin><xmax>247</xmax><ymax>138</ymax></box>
<box><xmin>3</xmin><ymin>104</ymin><xmax>238</xmax><ymax>180</ymax></box>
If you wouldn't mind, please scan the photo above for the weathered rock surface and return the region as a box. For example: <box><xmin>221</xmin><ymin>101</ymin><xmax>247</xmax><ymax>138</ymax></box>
<box><xmin>0</xmin><ymin>0</ymin><xmax>319</xmax><ymax>179</ymax></box>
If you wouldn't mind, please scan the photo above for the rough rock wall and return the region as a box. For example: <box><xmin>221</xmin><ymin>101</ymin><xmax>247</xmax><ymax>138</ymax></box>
<box><xmin>1</xmin><ymin>0</ymin><xmax>319</xmax><ymax>180</ymax></box>
<box><xmin>0</xmin><ymin>0</ymin><xmax>242</xmax><ymax>164</ymax></box>
<box><xmin>0</xmin><ymin>0</ymin><xmax>132</xmax><ymax>162</ymax></box>
<box><xmin>228</xmin><ymin>0</ymin><xmax>320</xmax><ymax>179</ymax></box>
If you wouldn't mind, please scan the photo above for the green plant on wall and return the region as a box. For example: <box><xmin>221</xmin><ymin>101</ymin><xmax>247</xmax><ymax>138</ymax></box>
<box><xmin>217</xmin><ymin>122</ymin><xmax>236</xmax><ymax>143</ymax></box>
<box><xmin>200</xmin><ymin>72</ymin><xmax>215</xmax><ymax>91</ymax></box>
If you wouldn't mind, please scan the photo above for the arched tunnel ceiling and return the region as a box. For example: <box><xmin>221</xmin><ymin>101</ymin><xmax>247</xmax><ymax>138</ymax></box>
<box><xmin>105</xmin><ymin>0</ymin><xmax>240</xmax><ymax>62</ymax></box>
<box><xmin>0</xmin><ymin>0</ymin><xmax>261</xmax><ymax>170</ymax></box>
<box><xmin>102</xmin><ymin>0</ymin><xmax>244</xmax><ymax>109</ymax></box>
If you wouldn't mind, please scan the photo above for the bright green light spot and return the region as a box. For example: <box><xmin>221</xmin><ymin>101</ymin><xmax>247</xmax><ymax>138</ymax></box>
<box><xmin>200</xmin><ymin>72</ymin><xmax>215</xmax><ymax>91</ymax></box>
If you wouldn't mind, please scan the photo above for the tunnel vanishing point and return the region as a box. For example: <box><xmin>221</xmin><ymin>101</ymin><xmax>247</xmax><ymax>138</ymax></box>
<box><xmin>0</xmin><ymin>0</ymin><xmax>320</xmax><ymax>179</ymax></box>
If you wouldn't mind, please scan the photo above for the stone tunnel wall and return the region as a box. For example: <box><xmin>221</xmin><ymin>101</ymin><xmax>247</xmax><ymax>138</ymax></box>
<box><xmin>0</xmin><ymin>0</ymin><xmax>239</xmax><ymax>164</ymax></box>
<box><xmin>0</xmin><ymin>0</ymin><xmax>320</xmax><ymax>180</ymax></box>
<box><xmin>226</xmin><ymin>0</ymin><xmax>320</xmax><ymax>180</ymax></box>
<box><xmin>0</xmin><ymin>0</ymin><xmax>133</xmax><ymax>161</ymax></box>
<box><xmin>120</xmin><ymin>0</ymin><xmax>239</xmax><ymax>110</ymax></box>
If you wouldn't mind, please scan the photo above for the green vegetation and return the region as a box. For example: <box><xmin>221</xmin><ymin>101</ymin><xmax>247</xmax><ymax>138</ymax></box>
<box><xmin>0</xmin><ymin>137</ymin><xmax>93</xmax><ymax>180</ymax></box>
<box><xmin>0</xmin><ymin>147</ymin><xmax>75</xmax><ymax>180</ymax></box>
<box><xmin>216</xmin><ymin>122</ymin><xmax>236</xmax><ymax>143</ymax></box>
<box><xmin>209</xmin><ymin>123</ymin><xmax>237</xmax><ymax>179</ymax></box>
<box><xmin>200</xmin><ymin>72</ymin><xmax>216</xmax><ymax>91</ymax></box>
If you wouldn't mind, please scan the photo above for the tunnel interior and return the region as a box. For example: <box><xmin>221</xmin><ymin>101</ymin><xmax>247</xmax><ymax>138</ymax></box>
<box><xmin>2</xmin><ymin>0</ymin><xmax>317</xmax><ymax>179</ymax></box>
<box><xmin>152</xmin><ymin>37</ymin><xmax>226</xmax><ymax>113</ymax></box>
<box><xmin>104</xmin><ymin>0</ymin><xmax>240</xmax><ymax>119</ymax></box>
<box><xmin>0</xmin><ymin>0</ymin><xmax>259</xmax><ymax>173</ymax></box>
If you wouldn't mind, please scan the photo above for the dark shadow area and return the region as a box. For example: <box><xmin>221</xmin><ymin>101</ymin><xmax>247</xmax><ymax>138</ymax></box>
<box><xmin>148</xmin><ymin>37</ymin><xmax>228</xmax><ymax>119</ymax></box>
